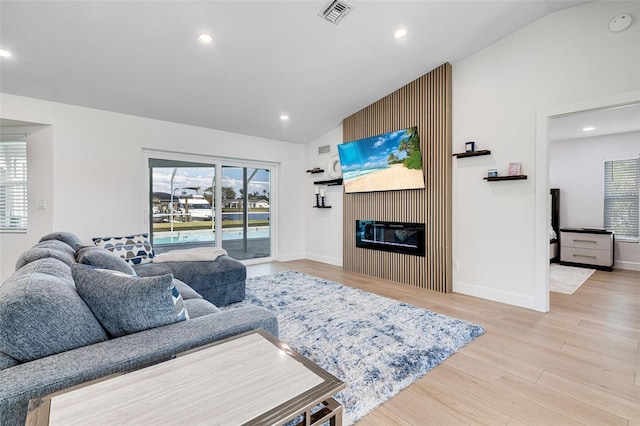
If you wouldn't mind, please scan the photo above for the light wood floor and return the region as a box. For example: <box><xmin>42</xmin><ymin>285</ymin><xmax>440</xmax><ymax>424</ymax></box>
<box><xmin>246</xmin><ymin>260</ymin><xmax>640</xmax><ymax>426</ymax></box>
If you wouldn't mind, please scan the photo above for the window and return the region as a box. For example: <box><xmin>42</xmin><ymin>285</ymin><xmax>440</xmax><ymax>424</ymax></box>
<box><xmin>0</xmin><ymin>138</ymin><xmax>27</xmax><ymax>231</ymax></box>
<box><xmin>148</xmin><ymin>156</ymin><xmax>273</xmax><ymax>261</ymax></box>
<box><xmin>604</xmin><ymin>158</ymin><xmax>639</xmax><ymax>240</ymax></box>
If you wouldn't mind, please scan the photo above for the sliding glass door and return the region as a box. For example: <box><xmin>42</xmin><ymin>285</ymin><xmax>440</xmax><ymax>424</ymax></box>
<box><xmin>220</xmin><ymin>166</ymin><xmax>271</xmax><ymax>260</ymax></box>
<box><xmin>149</xmin><ymin>157</ymin><xmax>272</xmax><ymax>261</ymax></box>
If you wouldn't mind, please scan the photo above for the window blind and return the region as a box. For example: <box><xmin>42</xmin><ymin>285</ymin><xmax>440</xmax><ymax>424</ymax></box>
<box><xmin>604</xmin><ymin>158</ymin><xmax>639</xmax><ymax>240</ymax></box>
<box><xmin>0</xmin><ymin>138</ymin><xmax>27</xmax><ymax>231</ymax></box>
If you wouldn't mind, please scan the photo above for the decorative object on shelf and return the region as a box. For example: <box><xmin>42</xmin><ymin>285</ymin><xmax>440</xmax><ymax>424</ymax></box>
<box><xmin>465</xmin><ymin>141</ymin><xmax>476</xmax><ymax>152</ymax></box>
<box><xmin>306</xmin><ymin>167</ymin><xmax>324</xmax><ymax>174</ymax></box>
<box><xmin>452</xmin><ymin>149</ymin><xmax>491</xmax><ymax>158</ymax></box>
<box><xmin>487</xmin><ymin>169</ymin><xmax>498</xmax><ymax>178</ymax></box>
<box><xmin>313</xmin><ymin>186</ymin><xmax>331</xmax><ymax>208</ymax></box>
<box><xmin>508</xmin><ymin>162</ymin><xmax>522</xmax><ymax>176</ymax></box>
<box><xmin>326</xmin><ymin>155</ymin><xmax>342</xmax><ymax>179</ymax></box>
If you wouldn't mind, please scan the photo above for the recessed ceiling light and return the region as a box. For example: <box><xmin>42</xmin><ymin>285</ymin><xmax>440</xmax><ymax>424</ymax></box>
<box><xmin>280</xmin><ymin>115</ymin><xmax>289</xmax><ymax>121</ymax></box>
<box><xmin>582</xmin><ymin>126</ymin><xmax>596</xmax><ymax>132</ymax></box>
<box><xmin>393</xmin><ymin>28</ymin><xmax>408</xmax><ymax>40</ymax></box>
<box><xmin>0</xmin><ymin>49</ymin><xmax>12</xmax><ymax>58</ymax></box>
<box><xmin>609</xmin><ymin>14</ymin><xmax>632</xmax><ymax>32</ymax></box>
<box><xmin>197</xmin><ymin>33</ymin><xmax>214</xmax><ymax>44</ymax></box>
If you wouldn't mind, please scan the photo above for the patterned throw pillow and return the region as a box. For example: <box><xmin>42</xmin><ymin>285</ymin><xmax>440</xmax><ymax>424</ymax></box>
<box><xmin>92</xmin><ymin>233</ymin><xmax>155</xmax><ymax>265</ymax></box>
<box><xmin>72</xmin><ymin>264</ymin><xmax>188</xmax><ymax>338</ymax></box>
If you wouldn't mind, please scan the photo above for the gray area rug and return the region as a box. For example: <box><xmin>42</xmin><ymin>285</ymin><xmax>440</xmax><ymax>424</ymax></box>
<box><xmin>550</xmin><ymin>263</ymin><xmax>596</xmax><ymax>294</ymax></box>
<box><xmin>231</xmin><ymin>271</ymin><xmax>485</xmax><ymax>424</ymax></box>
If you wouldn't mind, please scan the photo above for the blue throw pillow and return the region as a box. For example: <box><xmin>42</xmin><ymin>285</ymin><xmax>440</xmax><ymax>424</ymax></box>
<box><xmin>92</xmin><ymin>233</ymin><xmax>155</xmax><ymax>265</ymax></box>
<box><xmin>72</xmin><ymin>264</ymin><xmax>187</xmax><ymax>338</ymax></box>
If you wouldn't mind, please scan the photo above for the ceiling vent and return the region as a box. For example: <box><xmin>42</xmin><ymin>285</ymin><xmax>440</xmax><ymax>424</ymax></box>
<box><xmin>318</xmin><ymin>0</ymin><xmax>353</xmax><ymax>25</ymax></box>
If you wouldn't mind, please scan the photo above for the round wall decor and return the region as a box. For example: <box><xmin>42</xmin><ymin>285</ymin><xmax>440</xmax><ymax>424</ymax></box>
<box><xmin>326</xmin><ymin>155</ymin><xmax>342</xmax><ymax>179</ymax></box>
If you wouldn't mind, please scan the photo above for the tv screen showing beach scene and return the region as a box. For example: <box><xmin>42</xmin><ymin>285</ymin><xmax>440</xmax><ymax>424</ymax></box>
<box><xmin>337</xmin><ymin>127</ymin><xmax>425</xmax><ymax>193</ymax></box>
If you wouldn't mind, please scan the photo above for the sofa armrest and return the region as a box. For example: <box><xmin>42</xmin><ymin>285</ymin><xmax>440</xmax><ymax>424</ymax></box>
<box><xmin>0</xmin><ymin>306</ymin><xmax>277</xmax><ymax>426</ymax></box>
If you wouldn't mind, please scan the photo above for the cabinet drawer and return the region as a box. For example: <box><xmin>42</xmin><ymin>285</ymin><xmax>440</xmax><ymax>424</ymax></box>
<box><xmin>560</xmin><ymin>247</ymin><xmax>613</xmax><ymax>267</ymax></box>
<box><xmin>560</xmin><ymin>232</ymin><xmax>612</xmax><ymax>250</ymax></box>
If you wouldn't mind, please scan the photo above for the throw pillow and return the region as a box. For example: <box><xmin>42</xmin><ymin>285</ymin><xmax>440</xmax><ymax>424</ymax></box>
<box><xmin>76</xmin><ymin>246</ymin><xmax>136</xmax><ymax>275</ymax></box>
<box><xmin>92</xmin><ymin>233</ymin><xmax>155</xmax><ymax>265</ymax></box>
<box><xmin>72</xmin><ymin>264</ymin><xmax>188</xmax><ymax>338</ymax></box>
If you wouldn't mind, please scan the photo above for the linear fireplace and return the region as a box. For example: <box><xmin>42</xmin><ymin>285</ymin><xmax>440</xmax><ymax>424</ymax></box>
<box><xmin>356</xmin><ymin>220</ymin><xmax>425</xmax><ymax>256</ymax></box>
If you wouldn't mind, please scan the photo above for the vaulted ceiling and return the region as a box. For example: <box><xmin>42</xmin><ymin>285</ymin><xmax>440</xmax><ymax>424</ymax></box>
<box><xmin>0</xmin><ymin>1</ymin><xmax>590</xmax><ymax>144</ymax></box>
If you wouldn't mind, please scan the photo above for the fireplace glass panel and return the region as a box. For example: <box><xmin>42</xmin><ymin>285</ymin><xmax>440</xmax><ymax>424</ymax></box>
<box><xmin>356</xmin><ymin>220</ymin><xmax>425</xmax><ymax>256</ymax></box>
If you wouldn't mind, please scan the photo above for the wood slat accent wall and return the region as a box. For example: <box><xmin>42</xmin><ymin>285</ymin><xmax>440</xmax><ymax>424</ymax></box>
<box><xmin>342</xmin><ymin>63</ymin><xmax>452</xmax><ymax>292</ymax></box>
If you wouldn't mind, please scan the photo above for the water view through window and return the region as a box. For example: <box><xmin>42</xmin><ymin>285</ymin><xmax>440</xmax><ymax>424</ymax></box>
<box><xmin>150</xmin><ymin>159</ymin><xmax>271</xmax><ymax>260</ymax></box>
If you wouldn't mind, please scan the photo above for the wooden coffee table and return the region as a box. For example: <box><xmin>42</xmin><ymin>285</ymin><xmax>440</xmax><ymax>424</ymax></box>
<box><xmin>26</xmin><ymin>330</ymin><xmax>344</xmax><ymax>426</ymax></box>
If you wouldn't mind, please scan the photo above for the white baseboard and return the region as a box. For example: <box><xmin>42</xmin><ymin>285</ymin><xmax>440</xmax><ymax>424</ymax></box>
<box><xmin>305</xmin><ymin>253</ymin><xmax>343</xmax><ymax>267</ymax></box>
<box><xmin>275</xmin><ymin>253</ymin><xmax>305</xmax><ymax>262</ymax></box>
<box><xmin>614</xmin><ymin>260</ymin><xmax>640</xmax><ymax>272</ymax></box>
<box><xmin>453</xmin><ymin>280</ymin><xmax>548</xmax><ymax>313</ymax></box>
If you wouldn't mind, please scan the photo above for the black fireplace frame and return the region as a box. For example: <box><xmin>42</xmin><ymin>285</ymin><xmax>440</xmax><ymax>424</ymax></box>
<box><xmin>355</xmin><ymin>220</ymin><xmax>425</xmax><ymax>257</ymax></box>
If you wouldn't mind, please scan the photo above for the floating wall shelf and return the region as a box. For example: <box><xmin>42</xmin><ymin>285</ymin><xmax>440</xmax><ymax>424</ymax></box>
<box><xmin>314</xmin><ymin>178</ymin><xmax>343</xmax><ymax>186</ymax></box>
<box><xmin>483</xmin><ymin>175</ymin><xmax>528</xmax><ymax>181</ymax></box>
<box><xmin>453</xmin><ymin>149</ymin><xmax>491</xmax><ymax>158</ymax></box>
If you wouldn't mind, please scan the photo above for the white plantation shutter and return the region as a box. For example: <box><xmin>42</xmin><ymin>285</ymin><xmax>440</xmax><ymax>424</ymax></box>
<box><xmin>0</xmin><ymin>137</ymin><xmax>27</xmax><ymax>231</ymax></box>
<box><xmin>604</xmin><ymin>158</ymin><xmax>639</xmax><ymax>240</ymax></box>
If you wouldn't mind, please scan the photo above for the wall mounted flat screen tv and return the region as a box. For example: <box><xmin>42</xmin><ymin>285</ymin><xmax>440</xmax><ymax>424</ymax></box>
<box><xmin>337</xmin><ymin>127</ymin><xmax>425</xmax><ymax>193</ymax></box>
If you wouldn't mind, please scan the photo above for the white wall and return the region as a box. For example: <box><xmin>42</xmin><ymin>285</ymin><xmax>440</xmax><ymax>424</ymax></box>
<box><xmin>304</xmin><ymin>126</ymin><xmax>343</xmax><ymax>266</ymax></box>
<box><xmin>0</xmin><ymin>124</ymin><xmax>53</xmax><ymax>280</ymax></box>
<box><xmin>0</xmin><ymin>94</ymin><xmax>306</xmax><ymax>282</ymax></box>
<box><xmin>452</xmin><ymin>1</ymin><xmax>640</xmax><ymax>311</ymax></box>
<box><xmin>550</xmin><ymin>130</ymin><xmax>640</xmax><ymax>270</ymax></box>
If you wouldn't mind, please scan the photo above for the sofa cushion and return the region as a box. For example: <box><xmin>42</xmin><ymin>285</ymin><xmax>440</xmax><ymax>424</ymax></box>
<box><xmin>183</xmin><ymin>298</ymin><xmax>220</xmax><ymax>318</ymax></box>
<box><xmin>0</xmin><ymin>351</ymin><xmax>19</xmax><ymax>370</ymax></box>
<box><xmin>92</xmin><ymin>233</ymin><xmax>155</xmax><ymax>265</ymax></box>
<box><xmin>14</xmin><ymin>241</ymin><xmax>77</xmax><ymax>270</ymax></box>
<box><xmin>39</xmin><ymin>231</ymin><xmax>84</xmax><ymax>251</ymax></box>
<box><xmin>134</xmin><ymin>255</ymin><xmax>246</xmax><ymax>307</ymax></box>
<box><xmin>72</xmin><ymin>264</ymin><xmax>187</xmax><ymax>338</ymax></box>
<box><xmin>77</xmin><ymin>246</ymin><xmax>136</xmax><ymax>275</ymax></box>
<box><xmin>0</xmin><ymin>259</ymin><xmax>109</xmax><ymax>362</ymax></box>
<box><xmin>172</xmin><ymin>278</ymin><xmax>202</xmax><ymax>300</ymax></box>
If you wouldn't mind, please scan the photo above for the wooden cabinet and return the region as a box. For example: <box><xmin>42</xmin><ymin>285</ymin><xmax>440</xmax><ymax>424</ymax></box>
<box><xmin>560</xmin><ymin>228</ymin><xmax>614</xmax><ymax>271</ymax></box>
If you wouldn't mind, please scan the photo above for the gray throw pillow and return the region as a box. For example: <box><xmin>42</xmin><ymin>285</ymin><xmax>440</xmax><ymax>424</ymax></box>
<box><xmin>0</xmin><ymin>259</ymin><xmax>109</xmax><ymax>362</ymax></box>
<box><xmin>72</xmin><ymin>264</ymin><xmax>187</xmax><ymax>338</ymax></box>
<box><xmin>77</xmin><ymin>246</ymin><xmax>136</xmax><ymax>275</ymax></box>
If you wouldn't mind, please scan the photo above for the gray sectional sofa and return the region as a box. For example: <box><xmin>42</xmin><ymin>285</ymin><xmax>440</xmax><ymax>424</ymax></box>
<box><xmin>0</xmin><ymin>232</ymin><xmax>278</xmax><ymax>426</ymax></box>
